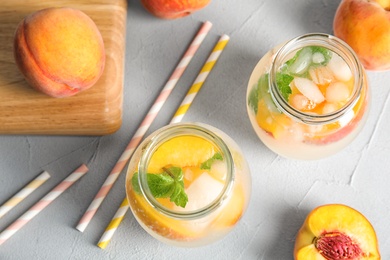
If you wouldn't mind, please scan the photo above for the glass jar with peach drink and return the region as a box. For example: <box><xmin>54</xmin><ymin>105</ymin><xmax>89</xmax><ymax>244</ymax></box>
<box><xmin>247</xmin><ymin>33</ymin><xmax>369</xmax><ymax>160</ymax></box>
<box><xmin>125</xmin><ymin>123</ymin><xmax>251</xmax><ymax>247</ymax></box>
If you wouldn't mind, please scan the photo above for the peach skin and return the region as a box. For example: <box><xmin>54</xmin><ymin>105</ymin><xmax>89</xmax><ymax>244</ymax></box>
<box><xmin>13</xmin><ymin>7</ymin><xmax>105</xmax><ymax>98</ymax></box>
<box><xmin>334</xmin><ymin>0</ymin><xmax>390</xmax><ymax>71</ymax></box>
<box><xmin>141</xmin><ymin>0</ymin><xmax>210</xmax><ymax>19</ymax></box>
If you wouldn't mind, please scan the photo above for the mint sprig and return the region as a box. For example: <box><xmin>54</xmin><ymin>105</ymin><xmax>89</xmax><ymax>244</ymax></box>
<box><xmin>200</xmin><ymin>152</ymin><xmax>223</xmax><ymax>170</ymax></box>
<box><xmin>131</xmin><ymin>166</ymin><xmax>188</xmax><ymax>208</ymax></box>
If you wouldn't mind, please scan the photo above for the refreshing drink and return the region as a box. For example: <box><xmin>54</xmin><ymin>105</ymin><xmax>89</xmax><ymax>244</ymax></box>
<box><xmin>247</xmin><ymin>34</ymin><xmax>369</xmax><ymax>160</ymax></box>
<box><xmin>126</xmin><ymin>123</ymin><xmax>251</xmax><ymax>247</ymax></box>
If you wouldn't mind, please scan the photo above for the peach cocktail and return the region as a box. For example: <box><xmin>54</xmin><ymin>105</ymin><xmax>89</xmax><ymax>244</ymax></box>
<box><xmin>247</xmin><ymin>33</ymin><xmax>369</xmax><ymax>160</ymax></box>
<box><xmin>125</xmin><ymin>123</ymin><xmax>251</xmax><ymax>247</ymax></box>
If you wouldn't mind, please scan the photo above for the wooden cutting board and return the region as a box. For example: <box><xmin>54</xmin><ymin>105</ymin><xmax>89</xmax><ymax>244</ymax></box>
<box><xmin>0</xmin><ymin>0</ymin><xmax>127</xmax><ymax>135</ymax></box>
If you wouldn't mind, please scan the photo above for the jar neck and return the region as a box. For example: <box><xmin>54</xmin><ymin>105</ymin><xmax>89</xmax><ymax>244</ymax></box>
<box><xmin>137</xmin><ymin>123</ymin><xmax>234</xmax><ymax>220</ymax></box>
<box><xmin>269</xmin><ymin>33</ymin><xmax>364</xmax><ymax>125</ymax></box>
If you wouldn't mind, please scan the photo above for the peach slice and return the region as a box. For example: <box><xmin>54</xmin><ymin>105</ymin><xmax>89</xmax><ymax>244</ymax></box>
<box><xmin>147</xmin><ymin>136</ymin><xmax>217</xmax><ymax>173</ymax></box>
<box><xmin>294</xmin><ymin>204</ymin><xmax>380</xmax><ymax>259</ymax></box>
<box><xmin>256</xmin><ymin>98</ymin><xmax>291</xmax><ymax>139</ymax></box>
<box><xmin>127</xmin><ymin>189</ymin><xmax>199</xmax><ymax>240</ymax></box>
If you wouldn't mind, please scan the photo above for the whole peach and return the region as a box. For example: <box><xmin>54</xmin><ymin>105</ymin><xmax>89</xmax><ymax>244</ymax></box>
<box><xmin>333</xmin><ymin>0</ymin><xmax>390</xmax><ymax>71</ymax></box>
<box><xmin>14</xmin><ymin>7</ymin><xmax>105</xmax><ymax>98</ymax></box>
<box><xmin>141</xmin><ymin>0</ymin><xmax>210</xmax><ymax>19</ymax></box>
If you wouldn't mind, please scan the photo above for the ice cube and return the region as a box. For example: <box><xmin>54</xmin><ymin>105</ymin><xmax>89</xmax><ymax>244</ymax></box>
<box><xmin>290</xmin><ymin>94</ymin><xmax>310</xmax><ymax>110</ymax></box>
<box><xmin>175</xmin><ymin>173</ymin><xmax>224</xmax><ymax>212</ymax></box>
<box><xmin>327</xmin><ymin>54</ymin><xmax>352</xmax><ymax>81</ymax></box>
<box><xmin>325</xmin><ymin>82</ymin><xmax>350</xmax><ymax>103</ymax></box>
<box><xmin>322</xmin><ymin>102</ymin><xmax>338</xmax><ymax>114</ymax></box>
<box><xmin>312</xmin><ymin>52</ymin><xmax>325</xmax><ymax>64</ymax></box>
<box><xmin>289</xmin><ymin>47</ymin><xmax>312</xmax><ymax>75</ymax></box>
<box><xmin>293</xmin><ymin>77</ymin><xmax>325</xmax><ymax>103</ymax></box>
<box><xmin>288</xmin><ymin>123</ymin><xmax>304</xmax><ymax>142</ymax></box>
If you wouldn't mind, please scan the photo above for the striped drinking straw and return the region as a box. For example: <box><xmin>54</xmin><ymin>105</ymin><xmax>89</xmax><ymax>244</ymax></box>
<box><xmin>170</xmin><ymin>34</ymin><xmax>230</xmax><ymax>124</ymax></box>
<box><xmin>0</xmin><ymin>165</ymin><xmax>88</xmax><ymax>245</ymax></box>
<box><xmin>0</xmin><ymin>171</ymin><xmax>50</xmax><ymax>219</ymax></box>
<box><xmin>76</xmin><ymin>21</ymin><xmax>213</xmax><ymax>233</ymax></box>
<box><xmin>97</xmin><ymin>34</ymin><xmax>230</xmax><ymax>249</ymax></box>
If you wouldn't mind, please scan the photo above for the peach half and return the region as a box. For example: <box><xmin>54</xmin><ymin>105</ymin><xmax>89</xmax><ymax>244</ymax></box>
<box><xmin>294</xmin><ymin>204</ymin><xmax>380</xmax><ymax>259</ymax></box>
<box><xmin>13</xmin><ymin>7</ymin><xmax>105</xmax><ymax>98</ymax></box>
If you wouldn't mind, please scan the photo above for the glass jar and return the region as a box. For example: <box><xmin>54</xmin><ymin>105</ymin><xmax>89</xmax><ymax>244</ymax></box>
<box><xmin>246</xmin><ymin>33</ymin><xmax>369</xmax><ymax>160</ymax></box>
<box><xmin>125</xmin><ymin>122</ymin><xmax>251</xmax><ymax>247</ymax></box>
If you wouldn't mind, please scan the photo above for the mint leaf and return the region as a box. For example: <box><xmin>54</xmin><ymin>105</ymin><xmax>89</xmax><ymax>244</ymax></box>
<box><xmin>248</xmin><ymin>73</ymin><xmax>269</xmax><ymax>114</ymax></box>
<box><xmin>200</xmin><ymin>152</ymin><xmax>223</xmax><ymax>170</ymax></box>
<box><xmin>170</xmin><ymin>182</ymin><xmax>188</xmax><ymax>208</ymax></box>
<box><xmin>276</xmin><ymin>73</ymin><xmax>293</xmax><ymax>101</ymax></box>
<box><xmin>147</xmin><ymin>173</ymin><xmax>175</xmax><ymax>198</ymax></box>
<box><xmin>131</xmin><ymin>172</ymin><xmax>174</xmax><ymax>198</ymax></box>
<box><xmin>131</xmin><ymin>166</ymin><xmax>188</xmax><ymax>208</ymax></box>
<box><xmin>163</xmin><ymin>166</ymin><xmax>183</xmax><ymax>182</ymax></box>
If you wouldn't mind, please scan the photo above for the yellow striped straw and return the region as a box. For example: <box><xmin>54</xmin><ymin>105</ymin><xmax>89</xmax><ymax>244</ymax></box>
<box><xmin>170</xmin><ymin>34</ymin><xmax>230</xmax><ymax>124</ymax></box>
<box><xmin>96</xmin><ymin>34</ymin><xmax>230</xmax><ymax>249</ymax></box>
<box><xmin>97</xmin><ymin>198</ymin><xmax>129</xmax><ymax>249</ymax></box>
<box><xmin>0</xmin><ymin>171</ymin><xmax>50</xmax><ymax>219</ymax></box>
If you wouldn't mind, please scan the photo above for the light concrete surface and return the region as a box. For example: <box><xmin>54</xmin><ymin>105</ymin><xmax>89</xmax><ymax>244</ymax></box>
<box><xmin>1</xmin><ymin>0</ymin><xmax>390</xmax><ymax>259</ymax></box>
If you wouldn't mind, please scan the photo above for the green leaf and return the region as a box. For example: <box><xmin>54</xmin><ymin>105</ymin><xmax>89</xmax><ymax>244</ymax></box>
<box><xmin>169</xmin><ymin>182</ymin><xmax>188</xmax><ymax>208</ymax></box>
<box><xmin>163</xmin><ymin>166</ymin><xmax>183</xmax><ymax>182</ymax></box>
<box><xmin>131</xmin><ymin>172</ymin><xmax>174</xmax><ymax>198</ymax></box>
<box><xmin>147</xmin><ymin>173</ymin><xmax>175</xmax><ymax>198</ymax></box>
<box><xmin>248</xmin><ymin>73</ymin><xmax>269</xmax><ymax>114</ymax></box>
<box><xmin>131</xmin><ymin>166</ymin><xmax>188</xmax><ymax>208</ymax></box>
<box><xmin>276</xmin><ymin>73</ymin><xmax>293</xmax><ymax>101</ymax></box>
<box><xmin>200</xmin><ymin>152</ymin><xmax>223</xmax><ymax>170</ymax></box>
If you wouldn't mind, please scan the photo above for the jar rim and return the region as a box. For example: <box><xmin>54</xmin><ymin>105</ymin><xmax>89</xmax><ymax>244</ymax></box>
<box><xmin>137</xmin><ymin>122</ymin><xmax>235</xmax><ymax>220</ymax></box>
<box><xmin>269</xmin><ymin>33</ymin><xmax>364</xmax><ymax>125</ymax></box>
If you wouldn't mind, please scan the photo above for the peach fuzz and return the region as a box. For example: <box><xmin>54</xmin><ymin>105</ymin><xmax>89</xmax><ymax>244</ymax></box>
<box><xmin>141</xmin><ymin>0</ymin><xmax>210</xmax><ymax>19</ymax></box>
<box><xmin>13</xmin><ymin>7</ymin><xmax>105</xmax><ymax>98</ymax></box>
<box><xmin>334</xmin><ymin>0</ymin><xmax>390</xmax><ymax>70</ymax></box>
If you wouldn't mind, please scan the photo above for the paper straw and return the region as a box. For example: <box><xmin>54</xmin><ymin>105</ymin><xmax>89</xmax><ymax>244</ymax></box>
<box><xmin>170</xmin><ymin>34</ymin><xmax>230</xmax><ymax>124</ymax></box>
<box><xmin>97</xmin><ymin>34</ymin><xmax>230</xmax><ymax>249</ymax></box>
<box><xmin>76</xmin><ymin>21</ymin><xmax>213</xmax><ymax>233</ymax></box>
<box><xmin>0</xmin><ymin>164</ymin><xmax>88</xmax><ymax>245</ymax></box>
<box><xmin>0</xmin><ymin>171</ymin><xmax>50</xmax><ymax>219</ymax></box>
<box><xmin>97</xmin><ymin>198</ymin><xmax>129</xmax><ymax>249</ymax></box>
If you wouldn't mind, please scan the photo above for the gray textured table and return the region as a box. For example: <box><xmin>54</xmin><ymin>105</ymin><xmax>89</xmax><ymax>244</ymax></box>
<box><xmin>1</xmin><ymin>0</ymin><xmax>390</xmax><ymax>259</ymax></box>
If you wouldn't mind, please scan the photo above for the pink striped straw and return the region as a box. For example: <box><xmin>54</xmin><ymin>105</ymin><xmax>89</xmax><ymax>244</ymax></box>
<box><xmin>76</xmin><ymin>21</ymin><xmax>213</xmax><ymax>232</ymax></box>
<box><xmin>0</xmin><ymin>164</ymin><xmax>88</xmax><ymax>245</ymax></box>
